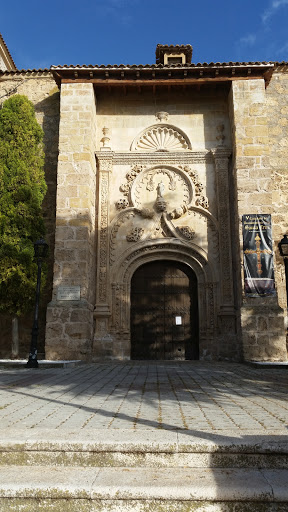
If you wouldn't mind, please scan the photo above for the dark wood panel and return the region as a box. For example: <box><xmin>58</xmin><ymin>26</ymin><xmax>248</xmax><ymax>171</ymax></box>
<box><xmin>131</xmin><ymin>261</ymin><xmax>199</xmax><ymax>360</ymax></box>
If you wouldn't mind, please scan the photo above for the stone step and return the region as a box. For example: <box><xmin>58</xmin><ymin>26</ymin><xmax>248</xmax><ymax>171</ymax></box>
<box><xmin>0</xmin><ymin>466</ymin><xmax>287</xmax><ymax>512</ymax></box>
<box><xmin>0</xmin><ymin>430</ymin><xmax>287</xmax><ymax>469</ymax></box>
<box><xmin>1</xmin><ymin>448</ymin><xmax>287</xmax><ymax>469</ymax></box>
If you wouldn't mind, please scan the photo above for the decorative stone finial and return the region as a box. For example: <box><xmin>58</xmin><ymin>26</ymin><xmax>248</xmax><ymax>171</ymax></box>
<box><xmin>155</xmin><ymin>111</ymin><xmax>169</xmax><ymax>122</ymax></box>
<box><xmin>100</xmin><ymin>127</ymin><xmax>111</xmax><ymax>151</ymax></box>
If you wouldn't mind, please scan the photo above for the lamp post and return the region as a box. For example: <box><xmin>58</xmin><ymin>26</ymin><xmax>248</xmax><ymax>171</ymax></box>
<box><xmin>278</xmin><ymin>235</ymin><xmax>288</xmax><ymax>323</ymax></box>
<box><xmin>27</xmin><ymin>239</ymin><xmax>49</xmax><ymax>368</ymax></box>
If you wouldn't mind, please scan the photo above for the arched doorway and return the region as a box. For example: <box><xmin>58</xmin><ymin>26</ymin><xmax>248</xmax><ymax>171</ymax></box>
<box><xmin>131</xmin><ymin>260</ymin><xmax>199</xmax><ymax>360</ymax></box>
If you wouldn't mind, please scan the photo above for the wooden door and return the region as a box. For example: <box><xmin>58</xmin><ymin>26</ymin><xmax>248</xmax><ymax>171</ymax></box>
<box><xmin>130</xmin><ymin>261</ymin><xmax>198</xmax><ymax>360</ymax></box>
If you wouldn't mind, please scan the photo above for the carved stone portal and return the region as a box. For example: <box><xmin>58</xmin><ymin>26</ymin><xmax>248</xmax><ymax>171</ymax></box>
<box><xmin>93</xmin><ymin>123</ymin><xmax>236</xmax><ymax>361</ymax></box>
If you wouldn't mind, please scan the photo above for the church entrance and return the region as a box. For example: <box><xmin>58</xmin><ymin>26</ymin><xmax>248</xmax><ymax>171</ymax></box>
<box><xmin>130</xmin><ymin>261</ymin><xmax>199</xmax><ymax>360</ymax></box>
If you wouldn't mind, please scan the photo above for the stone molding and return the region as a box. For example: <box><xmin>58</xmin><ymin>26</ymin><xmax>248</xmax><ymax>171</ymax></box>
<box><xmin>109</xmin><ymin>239</ymin><xmax>217</xmax><ymax>344</ymax></box>
<box><xmin>95</xmin><ymin>151</ymin><xmax>213</xmax><ymax>165</ymax></box>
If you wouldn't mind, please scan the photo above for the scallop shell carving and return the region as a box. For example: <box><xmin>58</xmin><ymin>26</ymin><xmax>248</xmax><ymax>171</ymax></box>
<box><xmin>133</xmin><ymin>126</ymin><xmax>190</xmax><ymax>152</ymax></box>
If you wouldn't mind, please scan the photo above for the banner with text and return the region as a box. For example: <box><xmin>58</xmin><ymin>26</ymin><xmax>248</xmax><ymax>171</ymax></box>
<box><xmin>242</xmin><ymin>214</ymin><xmax>276</xmax><ymax>297</ymax></box>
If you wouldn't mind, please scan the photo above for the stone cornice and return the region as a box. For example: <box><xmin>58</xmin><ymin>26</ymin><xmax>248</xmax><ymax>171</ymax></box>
<box><xmin>95</xmin><ymin>151</ymin><xmax>216</xmax><ymax>165</ymax></box>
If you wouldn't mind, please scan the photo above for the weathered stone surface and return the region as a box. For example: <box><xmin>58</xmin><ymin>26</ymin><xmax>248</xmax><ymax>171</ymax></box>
<box><xmin>1</xmin><ymin>56</ymin><xmax>287</xmax><ymax>363</ymax></box>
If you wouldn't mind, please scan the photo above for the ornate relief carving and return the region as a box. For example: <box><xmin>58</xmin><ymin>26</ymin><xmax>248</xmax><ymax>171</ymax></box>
<box><xmin>119</xmin><ymin>164</ymin><xmax>146</xmax><ymax>200</ymax></box>
<box><xmin>196</xmin><ymin>196</ymin><xmax>209</xmax><ymax>209</ymax></box>
<box><xmin>110</xmin><ymin>210</ymin><xmax>136</xmax><ymax>264</ymax></box>
<box><xmin>97</xmin><ymin>154</ymin><xmax>113</xmax><ymax>172</ymax></box>
<box><xmin>95</xmin><ymin>151</ymin><xmax>214</xmax><ymax>166</ymax></box>
<box><xmin>131</xmin><ymin>124</ymin><xmax>192</xmax><ymax>152</ymax></box>
<box><xmin>146</xmin><ymin>170</ymin><xmax>176</xmax><ymax>192</ymax></box>
<box><xmin>135</xmin><ymin>208</ymin><xmax>155</xmax><ymax>219</ymax></box>
<box><xmin>134</xmin><ymin>126</ymin><xmax>188</xmax><ymax>152</ymax></box>
<box><xmin>111</xmin><ymin>283</ymin><xmax>125</xmax><ymax>331</ymax></box>
<box><xmin>122</xmin><ymin>242</ymin><xmax>208</xmax><ymax>280</ymax></box>
<box><xmin>98</xmin><ymin>174</ymin><xmax>109</xmax><ymax>303</ymax></box>
<box><xmin>204</xmin><ymin>283</ymin><xmax>215</xmax><ymax>329</ymax></box>
<box><xmin>211</xmin><ymin>148</ymin><xmax>234</xmax><ymax>306</ymax></box>
<box><xmin>132</xmin><ymin>167</ymin><xmax>191</xmax><ymax>211</ymax></box>
<box><xmin>119</xmin><ymin>164</ymin><xmax>190</xmax><ymax>212</ymax></box>
<box><xmin>155</xmin><ymin>197</ymin><xmax>167</xmax><ymax>213</ymax></box>
<box><xmin>126</xmin><ymin>227</ymin><xmax>144</xmax><ymax>242</ymax></box>
<box><xmin>179</xmin><ymin>166</ymin><xmax>206</xmax><ymax>198</ymax></box>
<box><xmin>156</xmin><ymin>111</ymin><xmax>169</xmax><ymax>122</ymax></box>
<box><xmin>116</xmin><ymin>198</ymin><xmax>129</xmax><ymax>210</ymax></box>
<box><xmin>111</xmin><ymin>163</ymin><xmax>215</xmax><ymax>263</ymax></box>
<box><xmin>170</xmin><ymin>205</ymin><xmax>188</xmax><ymax>219</ymax></box>
<box><xmin>178</xmin><ymin>226</ymin><xmax>195</xmax><ymax>240</ymax></box>
<box><xmin>119</xmin><ymin>182</ymin><xmax>131</xmax><ymax>196</ymax></box>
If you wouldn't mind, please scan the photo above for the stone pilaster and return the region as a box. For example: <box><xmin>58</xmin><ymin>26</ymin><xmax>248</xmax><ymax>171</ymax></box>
<box><xmin>92</xmin><ymin>152</ymin><xmax>114</xmax><ymax>359</ymax></box>
<box><xmin>229</xmin><ymin>79</ymin><xmax>287</xmax><ymax>361</ymax></box>
<box><xmin>211</xmin><ymin>148</ymin><xmax>238</xmax><ymax>351</ymax></box>
<box><xmin>45</xmin><ymin>83</ymin><xmax>97</xmax><ymax>361</ymax></box>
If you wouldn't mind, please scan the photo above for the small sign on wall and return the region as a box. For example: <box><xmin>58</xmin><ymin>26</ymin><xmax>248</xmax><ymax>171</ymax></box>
<box><xmin>57</xmin><ymin>286</ymin><xmax>81</xmax><ymax>301</ymax></box>
<box><xmin>175</xmin><ymin>316</ymin><xmax>182</xmax><ymax>325</ymax></box>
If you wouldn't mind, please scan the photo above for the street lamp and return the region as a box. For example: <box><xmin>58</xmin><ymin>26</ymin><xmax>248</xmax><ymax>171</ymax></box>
<box><xmin>278</xmin><ymin>235</ymin><xmax>288</xmax><ymax>318</ymax></box>
<box><xmin>27</xmin><ymin>239</ymin><xmax>49</xmax><ymax>368</ymax></box>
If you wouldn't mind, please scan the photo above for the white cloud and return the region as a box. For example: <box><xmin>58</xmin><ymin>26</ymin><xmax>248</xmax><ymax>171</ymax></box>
<box><xmin>239</xmin><ymin>34</ymin><xmax>257</xmax><ymax>46</ymax></box>
<box><xmin>94</xmin><ymin>0</ymin><xmax>138</xmax><ymax>24</ymax></box>
<box><xmin>262</xmin><ymin>0</ymin><xmax>288</xmax><ymax>24</ymax></box>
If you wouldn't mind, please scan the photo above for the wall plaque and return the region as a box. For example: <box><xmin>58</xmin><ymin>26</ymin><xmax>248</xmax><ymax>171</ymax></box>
<box><xmin>242</xmin><ymin>214</ymin><xmax>275</xmax><ymax>296</ymax></box>
<box><xmin>57</xmin><ymin>286</ymin><xmax>81</xmax><ymax>301</ymax></box>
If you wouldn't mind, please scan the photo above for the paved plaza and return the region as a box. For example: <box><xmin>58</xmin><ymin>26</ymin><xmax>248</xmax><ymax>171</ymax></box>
<box><xmin>0</xmin><ymin>361</ymin><xmax>287</xmax><ymax>433</ymax></box>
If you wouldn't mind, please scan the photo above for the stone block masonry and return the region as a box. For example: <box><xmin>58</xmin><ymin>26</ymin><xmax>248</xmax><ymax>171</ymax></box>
<box><xmin>266</xmin><ymin>68</ymin><xmax>288</xmax><ymax>313</ymax></box>
<box><xmin>229</xmin><ymin>78</ymin><xmax>287</xmax><ymax>362</ymax></box>
<box><xmin>1</xmin><ymin>56</ymin><xmax>287</xmax><ymax>364</ymax></box>
<box><xmin>45</xmin><ymin>83</ymin><xmax>97</xmax><ymax>361</ymax></box>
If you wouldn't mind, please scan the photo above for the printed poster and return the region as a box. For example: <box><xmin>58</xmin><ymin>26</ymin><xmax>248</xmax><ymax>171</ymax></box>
<box><xmin>242</xmin><ymin>214</ymin><xmax>276</xmax><ymax>297</ymax></box>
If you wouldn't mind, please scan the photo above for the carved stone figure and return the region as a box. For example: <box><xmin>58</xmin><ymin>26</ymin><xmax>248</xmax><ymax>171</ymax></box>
<box><xmin>157</xmin><ymin>181</ymin><xmax>165</xmax><ymax>198</ymax></box>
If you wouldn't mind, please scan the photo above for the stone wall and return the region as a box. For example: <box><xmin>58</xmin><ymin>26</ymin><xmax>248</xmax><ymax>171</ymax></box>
<box><xmin>1</xmin><ymin>70</ymin><xmax>287</xmax><ymax>362</ymax></box>
<box><xmin>266</xmin><ymin>67</ymin><xmax>288</xmax><ymax>316</ymax></box>
<box><xmin>229</xmin><ymin>78</ymin><xmax>287</xmax><ymax>361</ymax></box>
<box><xmin>45</xmin><ymin>83</ymin><xmax>97</xmax><ymax>360</ymax></box>
<box><xmin>0</xmin><ymin>72</ymin><xmax>59</xmax><ymax>358</ymax></box>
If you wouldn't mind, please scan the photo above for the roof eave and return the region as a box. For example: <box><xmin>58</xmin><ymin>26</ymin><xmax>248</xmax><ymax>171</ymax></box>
<box><xmin>50</xmin><ymin>63</ymin><xmax>275</xmax><ymax>88</ymax></box>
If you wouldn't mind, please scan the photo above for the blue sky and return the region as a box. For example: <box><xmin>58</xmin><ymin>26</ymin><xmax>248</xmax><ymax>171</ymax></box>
<box><xmin>2</xmin><ymin>0</ymin><xmax>288</xmax><ymax>69</ymax></box>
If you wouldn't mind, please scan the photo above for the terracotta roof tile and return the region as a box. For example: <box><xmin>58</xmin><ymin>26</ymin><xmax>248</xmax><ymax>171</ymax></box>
<box><xmin>50</xmin><ymin>61</ymin><xmax>276</xmax><ymax>69</ymax></box>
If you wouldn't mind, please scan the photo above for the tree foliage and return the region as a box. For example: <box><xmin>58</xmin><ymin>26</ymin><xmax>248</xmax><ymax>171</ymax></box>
<box><xmin>0</xmin><ymin>95</ymin><xmax>47</xmax><ymax>316</ymax></box>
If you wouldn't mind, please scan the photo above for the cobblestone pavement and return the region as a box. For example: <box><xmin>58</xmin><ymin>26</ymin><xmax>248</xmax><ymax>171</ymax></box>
<box><xmin>0</xmin><ymin>361</ymin><xmax>287</xmax><ymax>432</ymax></box>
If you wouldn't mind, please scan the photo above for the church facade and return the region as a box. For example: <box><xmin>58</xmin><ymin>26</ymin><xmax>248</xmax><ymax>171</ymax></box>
<box><xmin>1</xmin><ymin>40</ymin><xmax>287</xmax><ymax>362</ymax></box>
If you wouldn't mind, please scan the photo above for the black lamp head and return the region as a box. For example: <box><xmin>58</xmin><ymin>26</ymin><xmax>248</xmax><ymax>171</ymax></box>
<box><xmin>278</xmin><ymin>234</ymin><xmax>288</xmax><ymax>257</ymax></box>
<box><xmin>34</xmin><ymin>239</ymin><xmax>49</xmax><ymax>259</ymax></box>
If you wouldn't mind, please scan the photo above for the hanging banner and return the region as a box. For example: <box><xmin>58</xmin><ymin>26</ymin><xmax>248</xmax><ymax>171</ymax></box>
<box><xmin>242</xmin><ymin>214</ymin><xmax>276</xmax><ymax>297</ymax></box>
